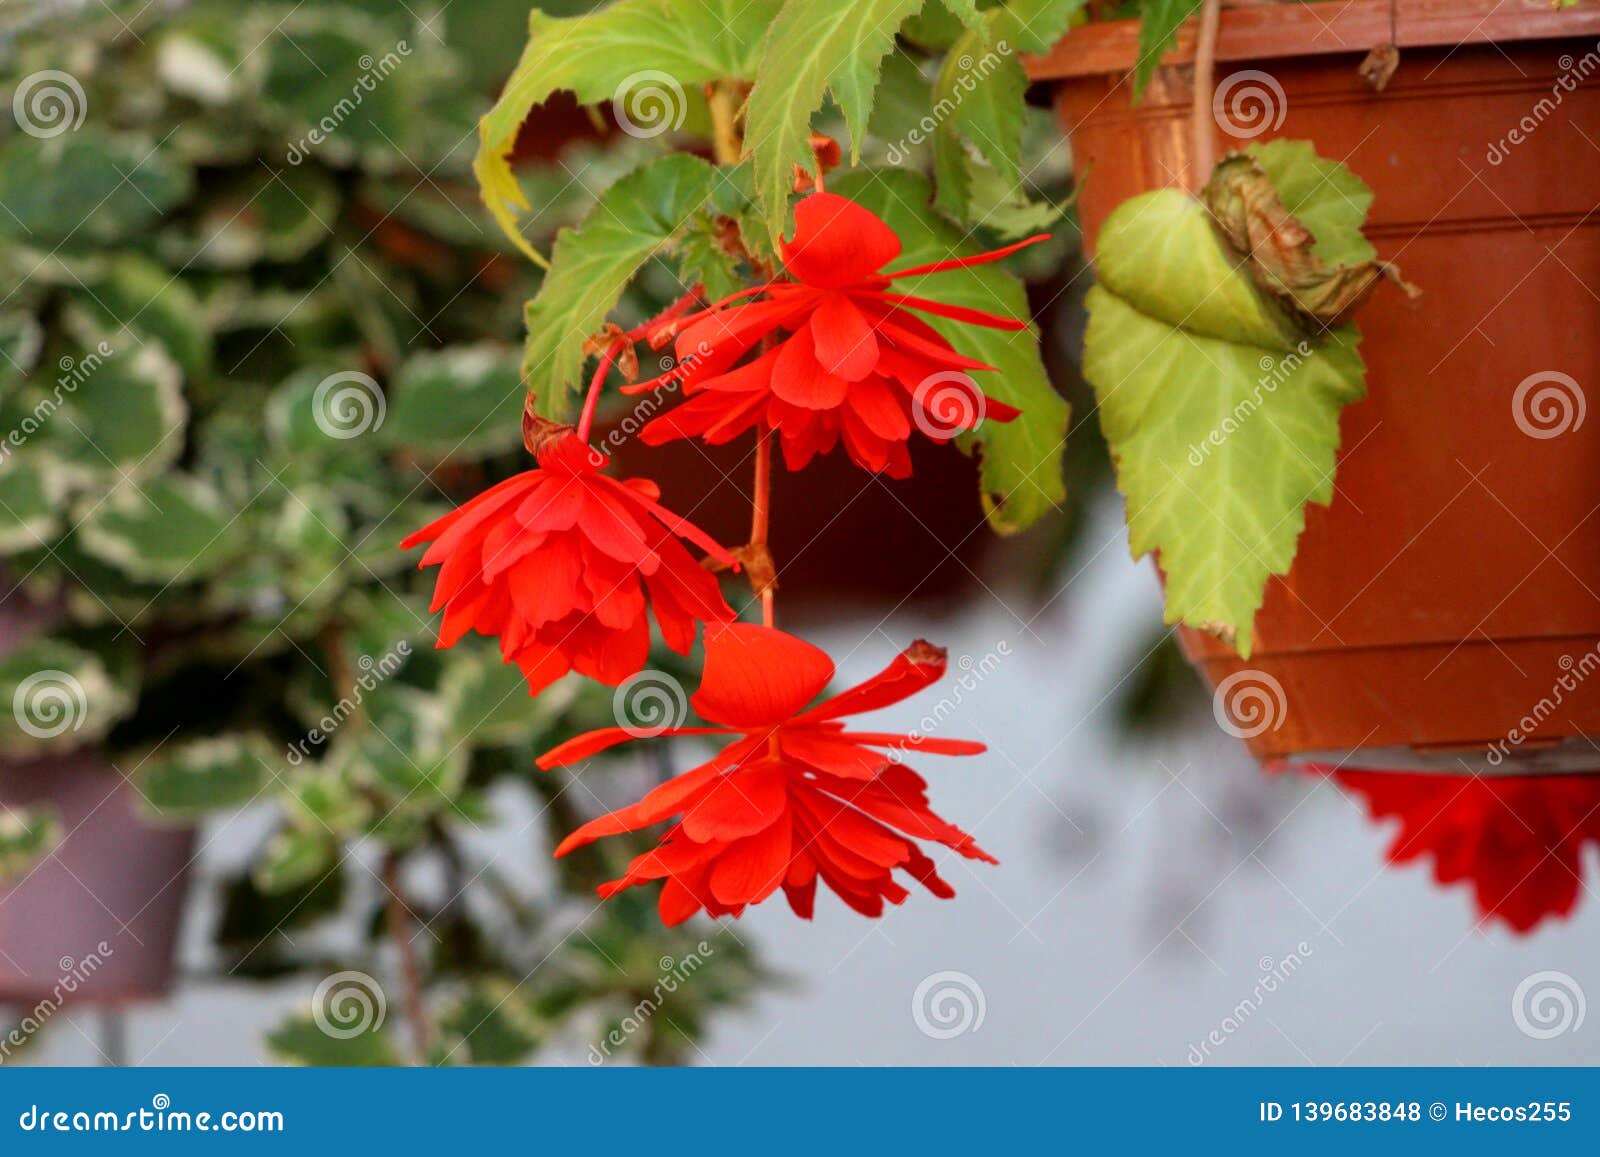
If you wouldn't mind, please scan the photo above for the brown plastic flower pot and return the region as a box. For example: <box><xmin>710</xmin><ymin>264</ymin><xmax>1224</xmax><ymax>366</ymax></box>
<box><xmin>0</xmin><ymin>752</ymin><xmax>194</xmax><ymax>1005</ymax></box>
<box><xmin>1030</xmin><ymin>0</ymin><xmax>1600</xmax><ymax>772</ymax></box>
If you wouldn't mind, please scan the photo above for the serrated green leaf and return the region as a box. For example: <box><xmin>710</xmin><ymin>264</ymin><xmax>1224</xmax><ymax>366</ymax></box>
<box><xmin>929</xmin><ymin>0</ymin><xmax>1085</xmax><ymax>224</ymax></box>
<box><xmin>1083</xmin><ymin>187</ymin><xmax>1368</xmax><ymax>655</ymax></box>
<box><xmin>141</xmin><ymin>734</ymin><xmax>277</xmax><ymax>817</ymax></box>
<box><xmin>0</xmin><ymin>638</ymin><xmax>136</xmax><ymax>755</ymax></box>
<box><xmin>474</xmin><ymin>0</ymin><xmax>777</xmax><ymax>258</ymax></box>
<box><xmin>1134</xmin><ymin>0</ymin><xmax>1203</xmax><ymax>101</ymax></box>
<box><xmin>1247</xmin><ymin>141</ymin><xmax>1375</xmax><ymax>267</ymax></box>
<box><xmin>832</xmin><ymin>169</ymin><xmax>1068</xmax><ymax>533</ymax></box>
<box><xmin>522</xmin><ymin>153</ymin><xmax>722</xmax><ymax>419</ymax></box>
<box><xmin>745</xmin><ymin>0</ymin><xmax>925</xmax><ymax>245</ymax></box>
<box><xmin>0</xmin><ymin>803</ymin><xmax>60</xmax><ymax>881</ymax></box>
<box><xmin>383</xmin><ymin>345</ymin><xmax>524</xmax><ymax>456</ymax></box>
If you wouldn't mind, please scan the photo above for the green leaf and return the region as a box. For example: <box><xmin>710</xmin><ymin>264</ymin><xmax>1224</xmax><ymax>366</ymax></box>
<box><xmin>0</xmin><ymin>804</ymin><xmax>60</xmax><ymax>881</ymax></box>
<box><xmin>383</xmin><ymin>345</ymin><xmax>525</xmax><ymax>456</ymax></box>
<box><xmin>0</xmin><ymin>130</ymin><xmax>192</xmax><ymax>249</ymax></box>
<box><xmin>47</xmin><ymin>343</ymin><xmax>187</xmax><ymax>482</ymax></box>
<box><xmin>745</xmin><ymin>0</ymin><xmax>925</xmax><ymax>245</ymax></box>
<box><xmin>266</xmin><ymin>1012</ymin><xmax>398</xmax><ymax>1067</ymax></box>
<box><xmin>76</xmin><ymin>474</ymin><xmax>238</xmax><ymax>583</ymax></box>
<box><xmin>439</xmin><ymin>981</ymin><xmax>545</xmax><ymax>1065</ymax></box>
<box><xmin>0</xmin><ymin>456</ymin><xmax>70</xmax><ymax>552</ymax></box>
<box><xmin>474</xmin><ymin>0</ymin><xmax>777</xmax><ymax>258</ymax></box>
<box><xmin>1083</xmin><ymin>186</ymin><xmax>1368</xmax><ymax>655</ymax></box>
<box><xmin>832</xmin><ymin>169</ymin><xmax>1068</xmax><ymax>533</ymax></box>
<box><xmin>0</xmin><ymin>637</ymin><xmax>136</xmax><ymax>755</ymax></box>
<box><xmin>522</xmin><ymin>154</ymin><xmax>722</xmax><ymax>419</ymax></box>
<box><xmin>440</xmin><ymin>641</ymin><xmax>579</xmax><ymax>749</ymax></box>
<box><xmin>140</xmin><ymin>734</ymin><xmax>277</xmax><ymax>818</ymax></box>
<box><xmin>1134</xmin><ymin>0</ymin><xmax>1203</xmax><ymax>101</ymax></box>
<box><xmin>253</xmin><ymin>828</ymin><xmax>338</xmax><ymax>894</ymax></box>
<box><xmin>71</xmin><ymin>254</ymin><xmax>212</xmax><ymax>381</ymax></box>
<box><xmin>929</xmin><ymin>0</ymin><xmax>1085</xmax><ymax>223</ymax></box>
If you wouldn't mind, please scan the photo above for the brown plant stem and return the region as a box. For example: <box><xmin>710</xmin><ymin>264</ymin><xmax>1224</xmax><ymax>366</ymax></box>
<box><xmin>382</xmin><ymin>851</ymin><xmax>430</xmax><ymax>1065</ymax></box>
<box><xmin>1192</xmin><ymin>0</ymin><xmax>1223</xmax><ymax>189</ymax></box>
<box><xmin>750</xmin><ymin>428</ymin><xmax>774</xmax><ymax>628</ymax></box>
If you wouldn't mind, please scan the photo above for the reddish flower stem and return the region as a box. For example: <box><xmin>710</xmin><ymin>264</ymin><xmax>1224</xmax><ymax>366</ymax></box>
<box><xmin>750</xmin><ymin>427</ymin><xmax>774</xmax><ymax>629</ymax></box>
<box><xmin>574</xmin><ymin>287</ymin><xmax>705</xmax><ymax>445</ymax></box>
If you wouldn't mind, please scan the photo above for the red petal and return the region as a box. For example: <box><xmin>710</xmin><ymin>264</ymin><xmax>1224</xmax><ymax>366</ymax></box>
<box><xmin>798</xmin><ymin>639</ymin><xmax>947</xmax><ymax>722</ymax></box>
<box><xmin>781</xmin><ymin>193</ymin><xmax>901</xmax><ymax>289</ymax></box>
<box><xmin>679</xmin><ymin>760</ymin><xmax>789</xmax><ymax>842</ymax></box>
<box><xmin>809</xmin><ymin>293</ymin><xmax>879</xmax><ymax>381</ymax></box>
<box><xmin>551</xmin><ymin>755</ymin><xmax>729</xmax><ymax>855</ymax></box>
<box><xmin>708</xmin><ymin>819</ymin><xmax>793</xmax><ymax>905</ymax></box>
<box><xmin>691</xmin><ymin>623</ymin><xmax>835</xmax><ymax>728</ymax></box>
<box><xmin>886</xmin><ymin>232</ymin><xmax>1050</xmax><ymax>279</ymax></box>
<box><xmin>771</xmin><ymin>327</ymin><xmax>849</xmax><ymax>411</ymax></box>
<box><xmin>863</xmin><ymin>290</ymin><xmax>1027</xmax><ymax>330</ymax></box>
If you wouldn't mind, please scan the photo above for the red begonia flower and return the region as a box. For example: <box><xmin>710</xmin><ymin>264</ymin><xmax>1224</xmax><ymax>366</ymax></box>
<box><xmin>401</xmin><ymin>432</ymin><xmax>735</xmax><ymax>696</ymax></box>
<box><xmin>1325</xmin><ymin>766</ymin><xmax>1600</xmax><ymax>933</ymax></box>
<box><xmin>538</xmin><ymin>623</ymin><xmax>997</xmax><ymax>924</ymax></box>
<box><xmin>627</xmin><ymin>192</ymin><xmax>1044</xmax><ymax>477</ymax></box>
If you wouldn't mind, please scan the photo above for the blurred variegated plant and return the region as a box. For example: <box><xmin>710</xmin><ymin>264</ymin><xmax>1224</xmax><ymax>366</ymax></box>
<box><xmin>0</xmin><ymin>0</ymin><xmax>765</xmax><ymax>1064</ymax></box>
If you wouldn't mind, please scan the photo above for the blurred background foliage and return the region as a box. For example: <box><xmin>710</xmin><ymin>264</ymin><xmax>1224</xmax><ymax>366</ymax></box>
<box><xmin>0</xmin><ymin>0</ymin><xmax>1203</xmax><ymax>1064</ymax></box>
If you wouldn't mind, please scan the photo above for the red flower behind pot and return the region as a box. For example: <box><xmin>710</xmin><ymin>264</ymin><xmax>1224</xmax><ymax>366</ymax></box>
<box><xmin>1327</xmin><ymin>767</ymin><xmax>1600</xmax><ymax>933</ymax></box>
<box><xmin>538</xmin><ymin>622</ymin><xmax>996</xmax><ymax>924</ymax></box>
<box><xmin>402</xmin><ymin>432</ymin><xmax>736</xmax><ymax>695</ymax></box>
<box><xmin>628</xmin><ymin>192</ymin><xmax>1042</xmax><ymax>477</ymax></box>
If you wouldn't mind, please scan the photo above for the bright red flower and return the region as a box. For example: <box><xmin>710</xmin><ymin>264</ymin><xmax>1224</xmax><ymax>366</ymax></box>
<box><xmin>401</xmin><ymin>431</ymin><xmax>736</xmax><ymax>696</ymax></box>
<box><xmin>627</xmin><ymin>192</ymin><xmax>1044</xmax><ymax>477</ymax></box>
<box><xmin>1326</xmin><ymin>766</ymin><xmax>1600</xmax><ymax>933</ymax></box>
<box><xmin>538</xmin><ymin>623</ymin><xmax>997</xmax><ymax>924</ymax></box>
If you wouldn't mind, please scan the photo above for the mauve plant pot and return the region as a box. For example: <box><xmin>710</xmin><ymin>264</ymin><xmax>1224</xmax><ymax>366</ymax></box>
<box><xmin>0</xmin><ymin>752</ymin><xmax>194</xmax><ymax>1004</ymax></box>
<box><xmin>1030</xmin><ymin>0</ymin><xmax>1600</xmax><ymax>772</ymax></box>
